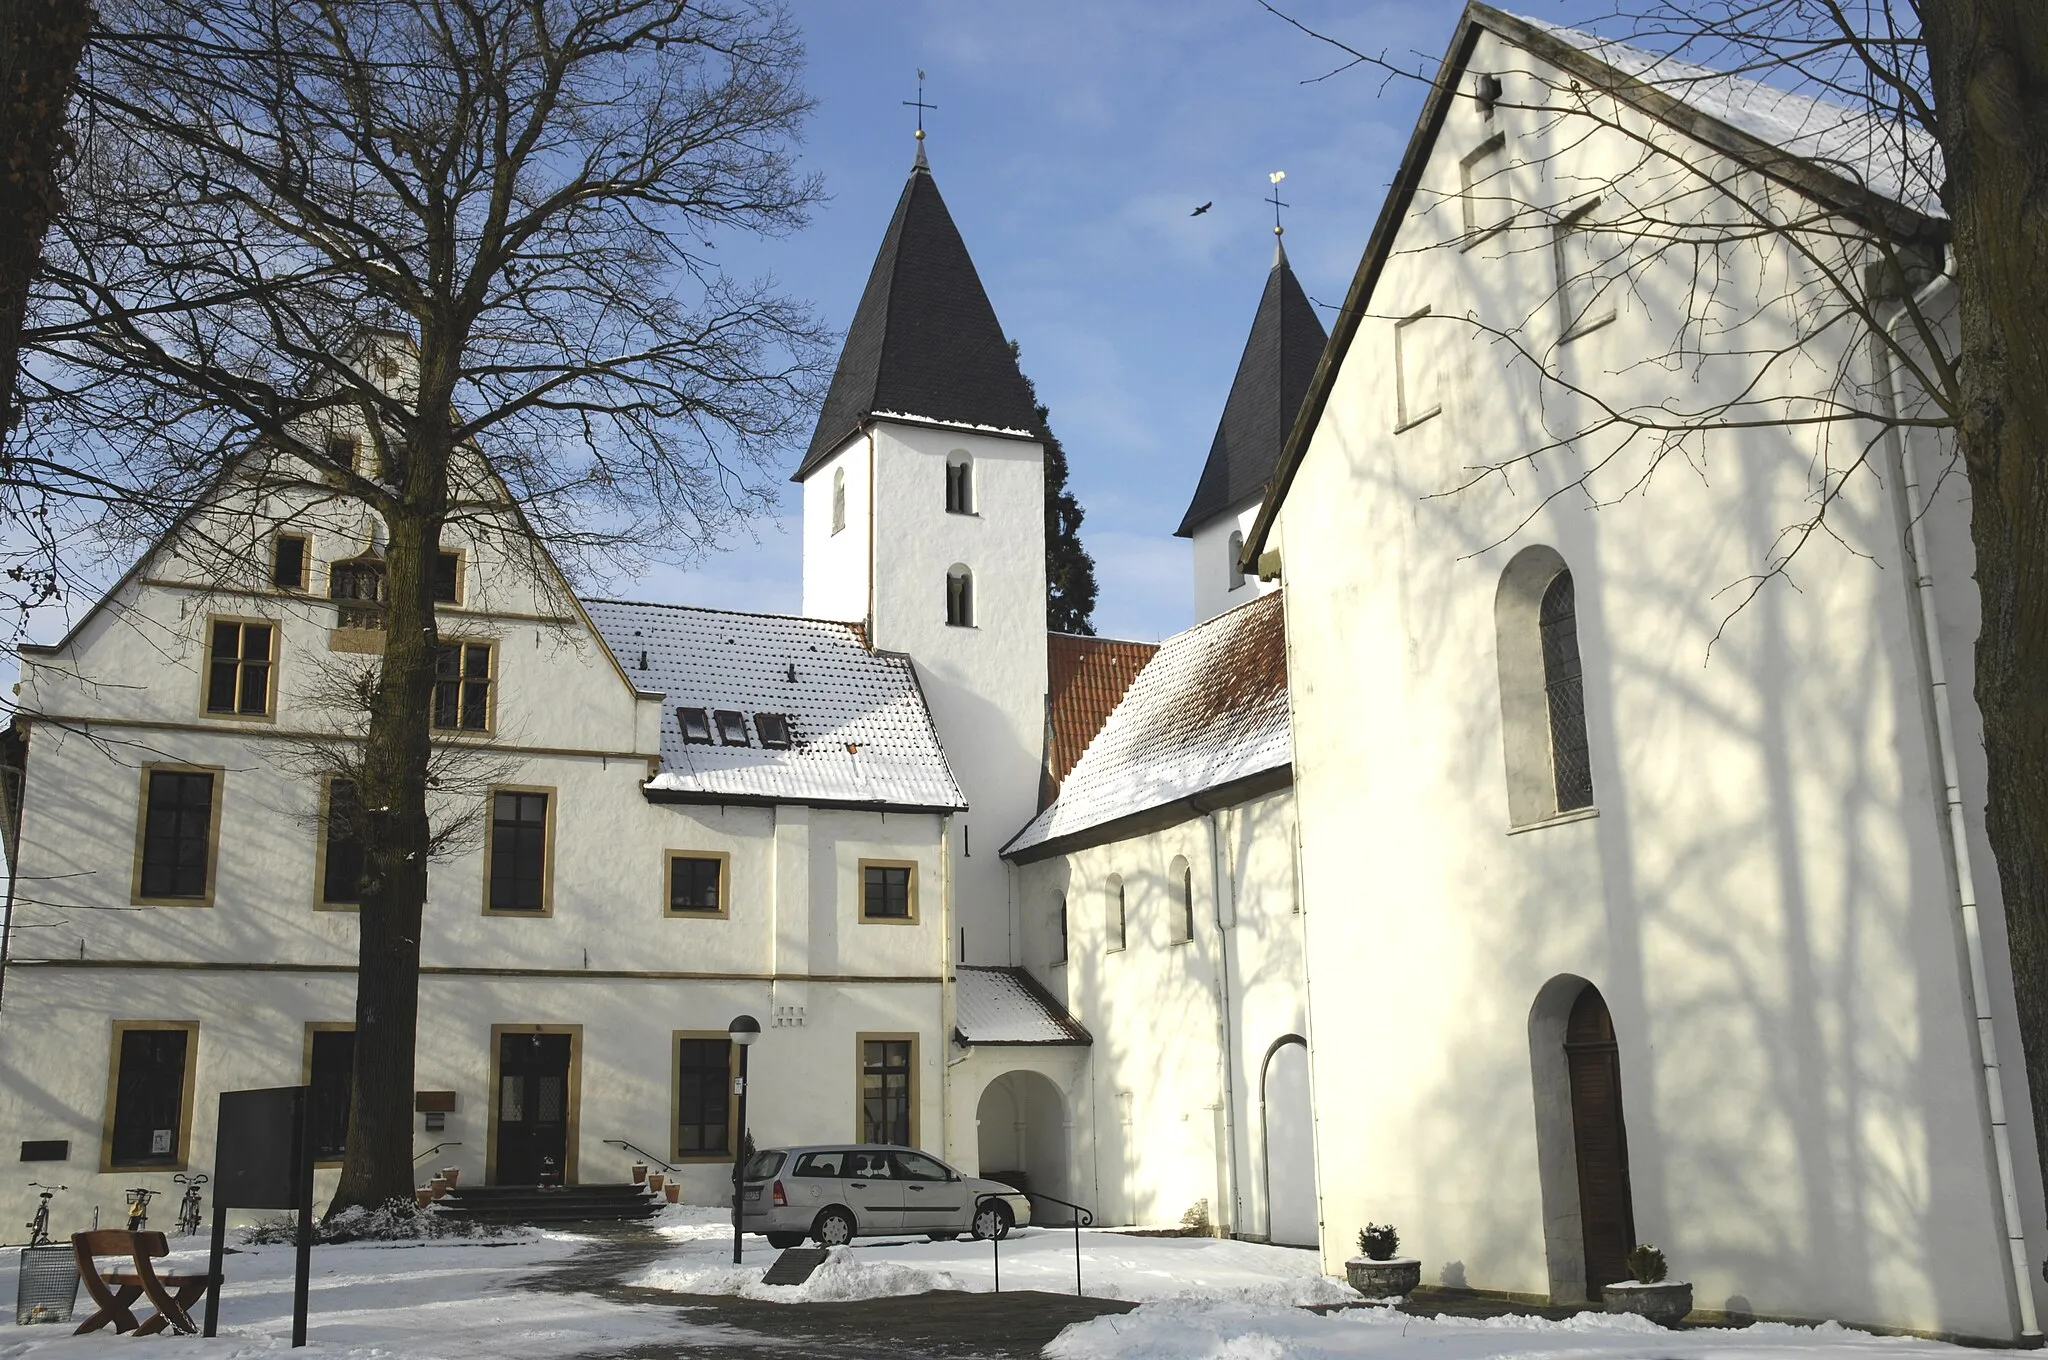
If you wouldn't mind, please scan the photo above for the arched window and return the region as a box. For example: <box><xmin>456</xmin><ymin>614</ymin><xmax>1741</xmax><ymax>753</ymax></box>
<box><xmin>1053</xmin><ymin>893</ymin><xmax>1068</xmax><ymax>965</ymax></box>
<box><xmin>1169</xmin><ymin>855</ymin><xmax>1194</xmax><ymax>945</ymax></box>
<box><xmin>1105</xmin><ymin>874</ymin><xmax>1126</xmax><ymax>952</ymax></box>
<box><xmin>1496</xmin><ymin>546</ymin><xmax>1595</xmax><ymax>825</ymax></box>
<box><xmin>946</xmin><ymin>565</ymin><xmax>974</xmax><ymax>627</ymax></box>
<box><xmin>946</xmin><ymin>452</ymin><xmax>974</xmax><ymax>514</ymax></box>
<box><xmin>831</xmin><ymin>467</ymin><xmax>847</xmax><ymax>535</ymax></box>
<box><xmin>1227</xmin><ymin>531</ymin><xmax>1245</xmax><ymax>591</ymax></box>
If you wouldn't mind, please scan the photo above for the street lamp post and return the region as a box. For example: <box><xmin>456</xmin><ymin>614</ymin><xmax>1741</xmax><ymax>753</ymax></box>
<box><xmin>728</xmin><ymin>1014</ymin><xmax>761</xmax><ymax>1265</ymax></box>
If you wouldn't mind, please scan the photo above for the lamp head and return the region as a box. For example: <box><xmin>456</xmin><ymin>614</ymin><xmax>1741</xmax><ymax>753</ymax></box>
<box><xmin>728</xmin><ymin>1014</ymin><xmax>762</xmax><ymax>1047</ymax></box>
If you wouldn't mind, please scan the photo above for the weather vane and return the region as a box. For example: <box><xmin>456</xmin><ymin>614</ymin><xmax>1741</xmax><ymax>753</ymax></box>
<box><xmin>1267</xmin><ymin>170</ymin><xmax>1289</xmax><ymax>237</ymax></box>
<box><xmin>904</xmin><ymin>70</ymin><xmax>937</xmax><ymax>143</ymax></box>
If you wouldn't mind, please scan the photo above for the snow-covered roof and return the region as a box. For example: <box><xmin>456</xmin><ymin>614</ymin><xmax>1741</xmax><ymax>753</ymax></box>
<box><xmin>954</xmin><ymin>967</ymin><xmax>1092</xmax><ymax>1046</ymax></box>
<box><xmin>1005</xmin><ymin>592</ymin><xmax>1290</xmax><ymax>861</ymax></box>
<box><xmin>584</xmin><ymin>599</ymin><xmax>966</xmax><ymax>811</ymax></box>
<box><xmin>1524</xmin><ymin>16</ymin><xmax>1942</xmax><ymax>217</ymax></box>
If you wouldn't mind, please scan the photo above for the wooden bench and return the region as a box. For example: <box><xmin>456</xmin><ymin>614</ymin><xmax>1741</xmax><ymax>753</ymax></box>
<box><xmin>72</xmin><ymin>1230</ymin><xmax>210</xmax><ymax>1336</ymax></box>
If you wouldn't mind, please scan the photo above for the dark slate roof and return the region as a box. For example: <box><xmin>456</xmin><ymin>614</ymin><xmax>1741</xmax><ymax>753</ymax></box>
<box><xmin>795</xmin><ymin>157</ymin><xmax>1041</xmax><ymax>479</ymax></box>
<box><xmin>1174</xmin><ymin>243</ymin><xmax>1328</xmax><ymax>537</ymax></box>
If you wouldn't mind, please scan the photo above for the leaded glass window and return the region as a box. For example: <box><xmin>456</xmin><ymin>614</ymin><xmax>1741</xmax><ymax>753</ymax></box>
<box><xmin>1540</xmin><ymin>570</ymin><xmax>1594</xmax><ymax>812</ymax></box>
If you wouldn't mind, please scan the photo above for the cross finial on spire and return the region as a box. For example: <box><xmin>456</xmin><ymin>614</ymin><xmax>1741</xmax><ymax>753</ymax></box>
<box><xmin>904</xmin><ymin>70</ymin><xmax>937</xmax><ymax>144</ymax></box>
<box><xmin>1267</xmin><ymin>170</ymin><xmax>1289</xmax><ymax>238</ymax></box>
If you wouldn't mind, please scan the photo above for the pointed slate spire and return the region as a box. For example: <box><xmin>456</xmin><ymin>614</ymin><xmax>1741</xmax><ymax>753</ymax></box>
<box><xmin>1174</xmin><ymin>242</ymin><xmax>1329</xmax><ymax>536</ymax></box>
<box><xmin>795</xmin><ymin>158</ymin><xmax>1040</xmax><ymax>479</ymax></box>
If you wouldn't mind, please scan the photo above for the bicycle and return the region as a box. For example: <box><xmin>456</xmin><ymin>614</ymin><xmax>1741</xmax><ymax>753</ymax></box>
<box><xmin>173</xmin><ymin>1172</ymin><xmax>208</xmax><ymax>1237</ymax></box>
<box><xmin>124</xmin><ymin>1186</ymin><xmax>158</xmax><ymax>1233</ymax></box>
<box><xmin>24</xmin><ymin>1182</ymin><xmax>65</xmax><ymax>1246</ymax></box>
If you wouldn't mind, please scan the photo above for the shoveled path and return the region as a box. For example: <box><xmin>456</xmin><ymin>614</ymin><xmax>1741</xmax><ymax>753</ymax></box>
<box><xmin>523</xmin><ymin>1225</ymin><xmax>1138</xmax><ymax>1360</ymax></box>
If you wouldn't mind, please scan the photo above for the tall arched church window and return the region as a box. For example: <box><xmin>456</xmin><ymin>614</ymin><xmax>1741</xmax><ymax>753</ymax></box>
<box><xmin>1169</xmin><ymin>856</ymin><xmax>1194</xmax><ymax>945</ymax></box>
<box><xmin>1227</xmin><ymin>531</ymin><xmax>1245</xmax><ymax>591</ymax></box>
<box><xmin>1495</xmin><ymin>546</ymin><xmax>1595</xmax><ymax>826</ymax></box>
<box><xmin>1541</xmin><ymin>571</ymin><xmax>1594</xmax><ymax>812</ymax></box>
<box><xmin>1054</xmin><ymin>893</ymin><xmax>1068</xmax><ymax>965</ymax></box>
<box><xmin>1105</xmin><ymin>874</ymin><xmax>1126</xmax><ymax>952</ymax></box>
<box><xmin>945</xmin><ymin>565</ymin><xmax>974</xmax><ymax>627</ymax></box>
<box><xmin>946</xmin><ymin>453</ymin><xmax>974</xmax><ymax>514</ymax></box>
<box><xmin>831</xmin><ymin>467</ymin><xmax>847</xmax><ymax>535</ymax></box>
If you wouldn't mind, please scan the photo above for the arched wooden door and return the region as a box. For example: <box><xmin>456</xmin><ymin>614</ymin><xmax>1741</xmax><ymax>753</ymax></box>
<box><xmin>1565</xmin><ymin>985</ymin><xmax>1634</xmax><ymax>1297</ymax></box>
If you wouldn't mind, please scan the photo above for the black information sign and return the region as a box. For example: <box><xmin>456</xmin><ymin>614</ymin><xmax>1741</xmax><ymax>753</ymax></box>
<box><xmin>203</xmin><ymin>1086</ymin><xmax>315</xmax><ymax>1347</ymax></box>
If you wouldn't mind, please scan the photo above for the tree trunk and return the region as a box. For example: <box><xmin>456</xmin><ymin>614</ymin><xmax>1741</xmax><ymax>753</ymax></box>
<box><xmin>1923</xmin><ymin>0</ymin><xmax>2048</xmax><ymax>1179</ymax></box>
<box><xmin>332</xmin><ymin>503</ymin><xmax>445</xmax><ymax>1214</ymax></box>
<box><xmin>0</xmin><ymin>0</ymin><xmax>94</xmax><ymax>438</ymax></box>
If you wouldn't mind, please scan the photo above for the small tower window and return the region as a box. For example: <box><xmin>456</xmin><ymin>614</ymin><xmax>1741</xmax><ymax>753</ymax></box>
<box><xmin>831</xmin><ymin>466</ymin><xmax>847</xmax><ymax>535</ymax></box>
<box><xmin>946</xmin><ymin>565</ymin><xmax>974</xmax><ymax>627</ymax></box>
<box><xmin>946</xmin><ymin>453</ymin><xmax>974</xmax><ymax>514</ymax></box>
<box><xmin>1227</xmin><ymin>531</ymin><xmax>1246</xmax><ymax>591</ymax></box>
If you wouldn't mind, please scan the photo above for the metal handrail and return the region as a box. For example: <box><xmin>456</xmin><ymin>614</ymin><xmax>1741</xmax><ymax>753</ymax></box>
<box><xmin>601</xmin><ymin>1139</ymin><xmax>681</xmax><ymax>1177</ymax></box>
<box><xmin>977</xmin><ymin>1189</ymin><xmax>1095</xmax><ymax>1297</ymax></box>
<box><xmin>412</xmin><ymin>1142</ymin><xmax>462</xmax><ymax>1166</ymax></box>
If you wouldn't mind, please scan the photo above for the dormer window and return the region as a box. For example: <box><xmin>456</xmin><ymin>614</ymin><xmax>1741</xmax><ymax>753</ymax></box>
<box><xmin>678</xmin><ymin>707</ymin><xmax>713</xmax><ymax>744</ymax></box>
<box><xmin>755</xmin><ymin>713</ymin><xmax>792</xmax><ymax>749</ymax></box>
<box><xmin>713</xmin><ymin>710</ymin><xmax>750</xmax><ymax>746</ymax></box>
<box><xmin>945</xmin><ymin>453</ymin><xmax>974</xmax><ymax>514</ymax></box>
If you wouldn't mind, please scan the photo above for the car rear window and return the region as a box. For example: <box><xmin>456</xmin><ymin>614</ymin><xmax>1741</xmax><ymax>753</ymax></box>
<box><xmin>744</xmin><ymin>1151</ymin><xmax>785</xmax><ymax>1179</ymax></box>
<box><xmin>793</xmin><ymin>1150</ymin><xmax>845</xmax><ymax>1177</ymax></box>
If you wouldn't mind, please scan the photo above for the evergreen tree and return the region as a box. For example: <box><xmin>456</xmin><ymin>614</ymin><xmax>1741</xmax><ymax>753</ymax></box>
<box><xmin>1012</xmin><ymin>341</ymin><xmax>1098</xmax><ymax>634</ymax></box>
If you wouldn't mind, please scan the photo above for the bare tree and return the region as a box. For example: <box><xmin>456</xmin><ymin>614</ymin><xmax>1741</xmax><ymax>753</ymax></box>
<box><xmin>23</xmin><ymin>0</ymin><xmax>825</xmax><ymax>1211</ymax></box>
<box><xmin>1262</xmin><ymin>0</ymin><xmax>2048</xmax><ymax>1176</ymax></box>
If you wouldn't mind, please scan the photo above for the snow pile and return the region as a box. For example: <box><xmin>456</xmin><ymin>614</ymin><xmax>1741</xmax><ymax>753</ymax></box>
<box><xmin>631</xmin><ymin>1225</ymin><xmax>1354</xmax><ymax>1306</ymax></box>
<box><xmin>1047</xmin><ymin>1300</ymin><xmax>1999</xmax><ymax>1360</ymax></box>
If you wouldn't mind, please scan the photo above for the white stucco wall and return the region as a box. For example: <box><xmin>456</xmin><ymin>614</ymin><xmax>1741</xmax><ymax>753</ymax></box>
<box><xmin>800</xmin><ymin>437</ymin><xmax>874</xmax><ymax>626</ymax></box>
<box><xmin>1190</xmin><ymin>500</ymin><xmax>1277</xmax><ymax>624</ymax></box>
<box><xmin>1271</xmin><ymin>27</ymin><xmax>2032</xmax><ymax>1341</ymax></box>
<box><xmin>1009</xmin><ymin>787</ymin><xmax>1309</xmax><ymax>1235</ymax></box>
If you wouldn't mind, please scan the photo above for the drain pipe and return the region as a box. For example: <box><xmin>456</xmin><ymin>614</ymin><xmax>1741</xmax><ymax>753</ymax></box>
<box><xmin>1206</xmin><ymin>807</ymin><xmax>1242</xmax><ymax>1236</ymax></box>
<box><xmin>1884</xmin><ymin>274</ymin><xmax>2040</xmax><ymax>1341</ymax></box>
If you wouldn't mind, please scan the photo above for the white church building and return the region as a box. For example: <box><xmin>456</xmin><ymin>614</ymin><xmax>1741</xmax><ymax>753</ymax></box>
<box><xmin>0</xmin><ymin>0</ymin><xmax>2042</xmax><ymax>1345</ymax></box>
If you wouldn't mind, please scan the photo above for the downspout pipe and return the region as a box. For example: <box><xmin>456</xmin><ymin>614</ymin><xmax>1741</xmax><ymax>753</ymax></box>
<box><xmin>1207</xmin><ymin>809</ymin><xmax>1241</xmax><ymax>1236</ymax></box>
<box><xmin>1883</xmin><ymin>274</ymin><xmax>2040</xmax><ymax>1340</ymax></box>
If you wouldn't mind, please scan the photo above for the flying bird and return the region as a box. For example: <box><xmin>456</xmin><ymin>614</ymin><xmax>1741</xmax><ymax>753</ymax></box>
<box><xmin>1191</xmin><ymin>201</ymin><xmax>1212</xmax><ymax>216</ymax></box>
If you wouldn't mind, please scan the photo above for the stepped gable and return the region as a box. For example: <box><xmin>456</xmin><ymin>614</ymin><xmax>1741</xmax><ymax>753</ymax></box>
<box><xmin>1174</xmin><ymin>243</ymin><xmax>1328</xmax><ymax>537</ymax></box>
<box><xmin>795</xmin><ymin>154</ymin><xmax>1041</xmax><ymax>479</ymax></box>
<box><xmin>584</xmin><ymin>598</ymin><xmax>965</xmax><ymax>811</ymax></box>
<box><xmin>1042</xmin><ymin>633</ymin><xmax>1160</xmax><ymax>809</ymax></box>
<box><xmin>954</xmin><ymin>966</ymin><xmax>1093</xmax><ymax>1046</ymax></box>
<box><xmin>1005</xmin><ymin>591</ymin><xmax>1290</xmax><ymax>860</ymax></box>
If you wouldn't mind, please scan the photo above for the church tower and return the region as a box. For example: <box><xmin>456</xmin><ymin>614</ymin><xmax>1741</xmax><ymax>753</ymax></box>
<box><xmin>1177</xmin><ymin>240</ymin><xmax>1327</xmax><ymax>622</ymax></box>
<box><xmin>797</xmin><ymin>144</ymin><xmax>1047</xmax><ymax>966</ymax></box>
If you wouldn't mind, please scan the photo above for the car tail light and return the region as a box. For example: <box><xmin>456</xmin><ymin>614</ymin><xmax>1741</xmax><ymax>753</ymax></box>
<box><xmin>772</xmin><ymin>1180</ymin><xmax>787</xmax><ymax>1207</ymax></box>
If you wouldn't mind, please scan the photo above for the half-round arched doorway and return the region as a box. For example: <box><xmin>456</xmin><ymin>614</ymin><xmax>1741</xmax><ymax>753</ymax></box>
<box><xmin>1530</xmin><ymin>977</ymin><xmax>1637</xmax><ymax>1302</ymax></box>
<box><xmin>1261</xmin><ymin>1036</ymin><xmax>1317</xmax><ymax>1246</ymax></box>
<box><xmin>976</xmin><ymin>1071</ymin><xmax>1070</xmax><ymax>1223</ymax></box>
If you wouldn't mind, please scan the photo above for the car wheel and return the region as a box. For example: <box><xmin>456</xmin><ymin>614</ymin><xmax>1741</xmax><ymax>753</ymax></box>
<box><xmin>812</xmin><ymin>1207</ymin><xmax>856</xmax><ymax>1247</ymax></box>
<box><xmin>766</xmin><ymin>1232</ymin><xmax>805</xmax><ymax>1249</ymax></box>
<box><xmin>970</xmin><ymin>1202</ymin><xmax>1012</xmax><ymax>1241</ymax></box>
<box><xmin>925</xmin><ymin>1232</ymin><xmax>960</xmax><ymax>1242</ymax></box>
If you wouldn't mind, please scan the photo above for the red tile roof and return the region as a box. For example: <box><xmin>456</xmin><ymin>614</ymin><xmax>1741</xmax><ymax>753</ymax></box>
<box><xmin>1042</xmin><ymin>633</ymin><xmax>1159</xmax><ymax>808</ymax></box>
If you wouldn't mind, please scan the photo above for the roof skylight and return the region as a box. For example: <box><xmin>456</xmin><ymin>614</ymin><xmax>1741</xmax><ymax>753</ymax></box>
<box><xmin>755</xmin><ymin>713</ymin><xmax>792</xmax><ymax>749</ymax></box>
<box><xmin>679</xmin><ymin>707</ymin><xmax>713</xmax><ymax>744</ymax></box>
<box><xmin>713</xmin><ymin>709</ymin><xmax>750</xmax><ymax>746</ymax></box>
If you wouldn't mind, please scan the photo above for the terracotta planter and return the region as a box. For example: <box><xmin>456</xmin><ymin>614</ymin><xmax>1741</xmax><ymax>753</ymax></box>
<box><xmin>1604</xmin><ymin>1280</ymin><xmax>1693</xmax><ymax>1327</ymax></box>
<box><xmin>428</xmin><ymin>1176</ymin><xmax>450</xmax><ymax>1200</ymax></box>
<box><xmin>1345</xmin><ymin>1257</ymin><xmax>1422</xmax><ymax>1299</ymax></box>
<box><xmin>646</xmin><ymin>1172</ymin><xmax>666</xmax><ymax>1193</ymax></box>
<box><xmin>414</xmin><ymin>1188</ymin><xmax>435</xmax><ymax>1208</ymax></box>
<box><xmin>631</xmin><ymin>1163</ymin><xmax>649</xmax><ymax>1185</ymax></box>
<box><xmin>439</xmin><ymin>1167</ymin><xmax>461</xmax><ymax>1188</ymax></box>
<box><xmin>664</xmin><ymin>1183</ymin><xmax>680</xmax><ymax>1204</ymax></box>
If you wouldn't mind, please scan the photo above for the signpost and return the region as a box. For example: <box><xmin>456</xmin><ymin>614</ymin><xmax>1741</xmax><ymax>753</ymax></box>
<box><xmin>204</xmin><ymin>1086</ymin><xmax>316</xmax><ymax>1346</ymax></box>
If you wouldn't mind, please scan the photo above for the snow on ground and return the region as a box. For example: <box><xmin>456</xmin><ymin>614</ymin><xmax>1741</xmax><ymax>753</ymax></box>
<box><xmin>1047</xmin><ymin>1301</ymin><xmax>2020</xmax><ymax>1360</ymax></box>
<box><xmin>0</xmin><ymin>1229</ymin><xmax>704</xmax><ymax>1359</ymax></box>
<box><xmin>634</xmin><ymin>1208</ymin><xmax>1354</xmax><ymax>1305</ymax></box>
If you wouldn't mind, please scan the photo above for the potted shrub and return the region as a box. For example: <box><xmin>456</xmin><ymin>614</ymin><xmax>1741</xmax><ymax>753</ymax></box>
<box><xmin>631</xmin><ymin>1162</ymin><xmax>649</xmax><ymax>1185</ymax></box>
<box><xmin>1345</xmin><ymin>1223</ymin><xmax>1422</xmax><ymax>1299</ymax></box>
<box><xmin>440</xmin><ymin>1167</ymin><xmax>461</xmax><ymax>1188</ymax></box>
<box><xmin>647</xmin><ymin>1172</ymin><xmax>666</xmax><ymax>1194</ymax></box>
<box><xmin>1603</xmin><ymin>1245</ymin><xmax>1693</xmax><ymax>1326</ymax></box>
<box><xmin>664</xmin><ymin>1182</ymin><xmax>681</xmax><ymax>1204</ymax></box>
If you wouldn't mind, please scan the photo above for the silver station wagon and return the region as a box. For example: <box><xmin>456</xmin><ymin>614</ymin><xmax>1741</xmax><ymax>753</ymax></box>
<box><xmin>740</xmin><ymin>1144</ymin><xmax>1032</xmax><ymax>1247</ymax></box>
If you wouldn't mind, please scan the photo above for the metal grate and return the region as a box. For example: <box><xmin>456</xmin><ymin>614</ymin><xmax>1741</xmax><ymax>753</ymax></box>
<box><xmin>16</xmin><ymin>1245</ymin><xmax>80</xmax><ymax>1325</ymax></box>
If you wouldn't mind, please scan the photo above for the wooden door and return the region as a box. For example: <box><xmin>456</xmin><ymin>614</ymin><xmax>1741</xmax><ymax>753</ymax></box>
<box><xmin>1565</xmin><ymin>985</ymin><xmax>1635</xmax><ymax>1298</ymax></box>
<box><xmin>495</xmin><ymin>1032</ymin><xmax>571</xmax><ymax>1185</ymax></box>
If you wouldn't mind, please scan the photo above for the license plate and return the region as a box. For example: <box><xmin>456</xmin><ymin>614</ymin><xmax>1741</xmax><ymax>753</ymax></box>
<box><xmin>745</xmin><ymin>1186</ymin><xmax>761</xmax><ymax>1200</ymax></box>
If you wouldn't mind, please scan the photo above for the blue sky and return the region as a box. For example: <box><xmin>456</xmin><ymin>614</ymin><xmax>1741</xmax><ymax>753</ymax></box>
<box><xmin>636</xmin><ymin>0</ymin><xmax>1477</xmax><ymax>642</ymax></box>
